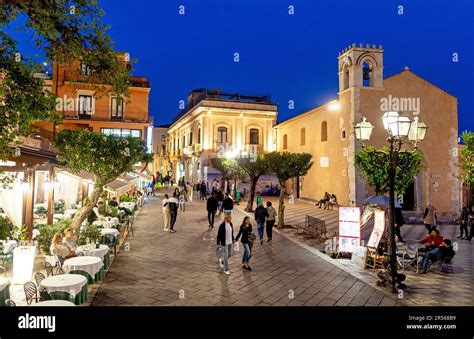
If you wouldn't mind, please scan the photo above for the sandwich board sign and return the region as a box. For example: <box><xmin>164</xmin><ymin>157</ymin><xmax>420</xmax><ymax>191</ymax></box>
<box><xmin>338</xmin><ymin>207</ymin><xmax>361</xmax><ymax>253</ymax></box>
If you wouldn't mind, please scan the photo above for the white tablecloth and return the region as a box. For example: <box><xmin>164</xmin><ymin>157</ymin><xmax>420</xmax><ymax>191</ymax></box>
<box><xmin>119</xmin><ymin>202</ymin><xmax>136</xmax><ymax>210</ymax></box>
<box><xmin>39</xmin><ymin>274</ymin><xmax>87</xmax><ymax>297</ymax></box>
<box><xmin>93</xmin><ymin>220</ymin><xmax>115</xmax><ymax>228</ymax></box>
<box><xmin>100</xmin><ymin>228</ymin><xmax>120</xmax><ymax>237</ymax></box>
<box><xmin>77</xmin><ymin>245</ymin><xmax>109</xmax><ymax>260</ymax></box>
<box><xmin>63</xmin><ymin>209</ymin><xmax>78</xmax><ymax>216</ymax></box>
<box><xmin>63</xmin><ymin>256</ymin><xmax>103</xmax><ymax>277</ymax></box>
<box><xmin>53</xmin><ymin>213</ymin><xmax>71</xmax><ymax>220</ymax></box>
<box><xmin>109</xmin><ymin>217</ymin><xmax>119</xmax><ymax>226</ymax></box>
<box><xmin>32</xmin><ymin>300</ymin><xmax>75</xmax><ymax>307</ymax></box>
<box><xmin>0</xmin><ymin>277</ymin><xmax>10</xmax><ymax>291</ymax></box>
<box><xmin>0</xmin><ymin>240</ymin><xmax>17</xmax><ymax>254</ymax></box>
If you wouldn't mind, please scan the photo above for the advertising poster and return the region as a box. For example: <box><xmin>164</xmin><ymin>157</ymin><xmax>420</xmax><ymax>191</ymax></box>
<box><xmin>367</xmin><ymin>210</ymin><xmax>386</xmax><ymax>248</ymax></box>
<box><xmin>338</xmin><ymin>207</ymin><xmax>361</xmax><ymax>253</ymax></box>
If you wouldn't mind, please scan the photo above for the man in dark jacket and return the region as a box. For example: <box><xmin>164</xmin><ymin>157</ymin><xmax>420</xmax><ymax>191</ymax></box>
<box><xmin>207</xmin><ymin>194</ymin><xmax>218</xmax><ymax>228</ymax></box>
<box><xmin>222</xmin><ymin>194</ymin><xmax>234</xmax><ymax>214</ymax></box>
<box><xmin>216</xmin><ymin>214</ymin><xmax>235</xmax><ymax>275</ymax></box>
<box><xmin>167</xmin><ymin>193</ymin><xmax>179</xmax><ymax>233</ymax></box>
<box><xmin>458</xmin><ymin>205</ymin><xmax>471</xmax><ymax>239</ymax></box>
<box><xmin>254</xmin><ymin>202</ymin><xmax>269</xmax><ymax>245</ymax></box>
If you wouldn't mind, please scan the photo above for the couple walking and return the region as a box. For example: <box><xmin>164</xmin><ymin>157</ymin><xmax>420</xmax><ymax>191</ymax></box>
<box><xmin>254</xmin><ymin>201</ymin><xmax>277</xmax><ymax>244</ymax></box>
<box><xmin>216</xmin><ymin>214</ymin><xmax>255</xmax><ymax>274</ymax></box>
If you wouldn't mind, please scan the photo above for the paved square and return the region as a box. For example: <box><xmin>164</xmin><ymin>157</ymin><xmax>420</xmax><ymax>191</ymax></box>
<box><xmin>92</xmin><ymin>192</ymin><xmax>401</xmax><ymax>306</ymax></box>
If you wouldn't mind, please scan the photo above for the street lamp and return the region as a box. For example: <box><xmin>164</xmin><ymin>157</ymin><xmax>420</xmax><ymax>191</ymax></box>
<box><xmin>355</xmin><ymin>111</ymin><xmax>427</xmax><ymax>293</ymax></box>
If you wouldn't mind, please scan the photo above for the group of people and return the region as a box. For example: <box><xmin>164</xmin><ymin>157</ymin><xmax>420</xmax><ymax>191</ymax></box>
<box><xmin>458</xmin><ymin>205</ymin><xmax>474</xmax><ymax>241</ymax></box>
<box><xmin>50</xmin><ymin>227</ymin><xmax>84</xmax><ymax>264</ymax></box>
<box><xmin>417</xmin><ymin>228</ymin><xmax>455</xmax><ymax>274</ymax></box>
<box><xmin>315</xmin><ymin>192</ymin><xmax>338</xmax><ymax>210</ymax></box>
<box><xmin>214</xmin><ymin>197</ymin><xmax>277</xmax><ymax>275</ymax></box>
<box><xmin>206</xmin><ymin>190</ymin><xmax>233</xmax><ymax>228</ymax></box>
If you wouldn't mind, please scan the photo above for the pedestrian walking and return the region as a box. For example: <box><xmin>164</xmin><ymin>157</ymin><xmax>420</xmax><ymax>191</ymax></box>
<box><xmin>265</xmin><ymin>201</ymin><xmax>277</xmax><ymax>243</ymax></box>
<box><xmin>162</xmin><ymin>194</ymin><xmax>170</xmax><ymax>231</ymax></box>
<box><xmin>217</xmin><ymin>214</ymin><xmax>235</xmax><ymax>275</ymax></box>
<box><xmin>235</xmin><ymin>216</ymin><xmax>255</xmax><ymax>270</ymax></box>
<box><xmin>222</xmin><ymin>193</ymin><xmax>234</xmax><ymax>215</ymax></box>
<box><xmin>188</xmin><ymin>182</ymin><xmax>194</xmax><ymax>202</ymax></box>
<box><xmin>423</xmin><ymin>205</ymin><xmax>437</xmax><ymax>234</ymax></box>
<box><xmin>457</xmin><ymin>205</ymin><xmax>471</xmax><ymax>239</ymax></box>
<box><xmin>395</xmin><ymin>207</ymin><xmax>405</xmax><ymax>243</ymax></box>
<box><xmin>200</xmin><ymin>181</ymin><xmax>207</xmax><ymax>200</ymax></box>
<box><xmin>178</xmin><ymin>187</ymin><xmax>186</xmax><ymax>212</ymax></box>
<box><xmin>216</xmin><ymin>189</ymin><xmax>224</xmax><ymax>215</ymax></box>
<box><xmin>168</xmin><ymin>193</ymin><xmax>179</xmax><ymax>233</ymax></box>
<box><xmin>254</xmin><ymin>202</ymin><xmax>269</xmax><ymax>245</ymax></box>
<box><xmin>207</xmin><ymin>193</ymin><xmax>218</xmax><ymax>228</ymax></box>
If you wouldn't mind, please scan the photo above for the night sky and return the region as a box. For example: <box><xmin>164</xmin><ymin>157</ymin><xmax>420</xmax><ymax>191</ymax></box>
<box><xmin>7</xmin><ymin>0</ymin><xmax>474</xmax><ymax>132</ymax></box>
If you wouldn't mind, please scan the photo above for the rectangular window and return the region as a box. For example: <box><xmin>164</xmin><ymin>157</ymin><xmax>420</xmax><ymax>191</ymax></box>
<box><xmin>78</xmin><ymin>95</ymin><xmax>93</xmax><ymax>117</ymax></box>
<box><xmin>189</xmin><ymin>132</ymin><xmax>193</xmax><ymax>146</ymax></box>
<box><xmin>111</xmin><ymin>97</ymin><xmax>124</xmax><ymax>120</ymax></box>
<box><xmin>249</xmin><ymin>129</ymin><xmax>259</xmax><ymax>145</ymax></box>
<box><xmin>79</xmin><ymin>62</ymin><xmax>91</xmax><ymax>76</ymax></box>
<box><xmin>101</xmin><ymin>128</ymin><xmax>141</xmax><ymax>138</ymax></box>
<box><xmin>301</xmin><ymin>128</ymin><xmax>306</xmax><ymax>146</ymax></box>
<box><xmin>217</xmin><ymin>127</ymin><xmax>228</xmax><ymax>143</ymax></box>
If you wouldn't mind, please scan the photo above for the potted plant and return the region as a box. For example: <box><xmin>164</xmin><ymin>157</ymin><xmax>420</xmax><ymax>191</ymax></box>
<box><xmin>11</xmin><ymin>224</ymin><xmax>29</xmax><ymax>245</ymax></box>
<box><xmin>78</xmin><ymin>224</ymin><xmax>102</xmax><ymax>248</ymax></box>
<box><xmin>37</xmin><ymin>219</ymin><xmax>72</xmax><ymax>261</ymax></box>
<box><xmin>0</xmin><ymin>216</ymin><xmax>13</xmax><ymax>240</ymax></box>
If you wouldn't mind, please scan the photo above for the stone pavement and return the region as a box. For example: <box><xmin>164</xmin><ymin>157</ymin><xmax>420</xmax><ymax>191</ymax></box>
<box><xmin>91</xmin><ymin>190</ymin><xmax>401</xmax><ymax>306</ymax></box>
<box><xmin>247</xmin><ymin>196</ymin><xmax>474</xmax><ymax>306</ymax></box>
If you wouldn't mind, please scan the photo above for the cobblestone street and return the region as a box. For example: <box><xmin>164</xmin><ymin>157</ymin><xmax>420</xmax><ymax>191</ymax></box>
<box><xmin>91</xmin><ymin>192</ymin><xmax>401</xmax><ymax>306</ymax></box>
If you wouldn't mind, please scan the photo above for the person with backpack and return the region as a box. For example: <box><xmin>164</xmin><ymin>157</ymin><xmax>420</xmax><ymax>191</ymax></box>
<box><xmin>254</xmin><ymin>202</ymin><xmax>269</xmax><ymax>245</ymax></box>
<box><xmin>168</xmin><ymin>192</ymin><xmax>179</xmax><ymax>233</ymax></box>
<box><xmin>265</xmin><ymin>201</ymin><xmax>277</xmax><ymax>243</ymax></box>
<box><xmin>207</xmin><ymin>193</ymin><xmax>218</xmax><ymax>229</ymax></box>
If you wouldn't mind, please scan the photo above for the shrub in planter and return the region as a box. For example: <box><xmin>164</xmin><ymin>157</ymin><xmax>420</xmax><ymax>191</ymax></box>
<box><xmin>0</xmin><ymin>216</ymin><xmax>13</xmax><ymax>239</ymax></box>
<box><xmin>11</xmin><ymin>224</ymin><xmax>29</xmax><ymax>244</ymax></box>
<box><xmin>37</xmin><ymin>219</ymin><xmax>72</xmax><ymax>255</ymax></box>
<box><xmin>119</xmin><ymin>194</ymin><xmax>134</xmax><ymax>202</ymax></box>
<box><xmin>105</xmin><ymin>206</ymin><xmax>119</xmax><ymax>218</ymax></box>
<box><xmin>77</xmin><ymin>224</ymin><xmax>102</xmax><ymax>247</ymax></box>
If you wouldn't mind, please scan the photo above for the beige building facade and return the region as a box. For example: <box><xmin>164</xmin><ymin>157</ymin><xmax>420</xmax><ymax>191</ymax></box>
<box><xmin>168</xmin><ymin>89</ymin><xmax>278</xmax><ymax>183</ymax></box>
<box><xmin>276</xmin><ymin>43</ymin><xmax>460</xmax><ymax>215</ymax></box>
<box><xmin>151</xmin><ymin>125</ymin><xmax>171</xmax><ymax>178</ymax></box>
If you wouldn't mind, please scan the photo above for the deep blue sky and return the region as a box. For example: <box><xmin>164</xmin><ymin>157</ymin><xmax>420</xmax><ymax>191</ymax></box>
<box><xmin>7</xmin><ymin>0</ymin><xmax>474</xmax><ymax>132</ymax></box>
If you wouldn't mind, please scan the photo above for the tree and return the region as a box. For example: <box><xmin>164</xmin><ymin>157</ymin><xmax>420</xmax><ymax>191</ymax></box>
<box><xmin>222</xmin><ymin>158</ymin><xmax>246</xmax><ymax>201</ymax></box>
<box><xmin>0</xmin><ymin>0</ymin><xmax>132</xmax><ymax>164</ymax></box>
<box><xmin>210</xmin><ymin>157</ymin><xmax>232</xmax><ymax>190</ymax></box>
<box><xmin>229</xmin><ymin>156</ymin><xmax>270</xmax><ymax>212</ymax></box>
<box><xmin>267</xmin><ymin>152</ymin><xmax>313</xmax><ymax>228</ymax></box>
<box><xmin>54</xmin><ymin>130</ymin><xmax>146</xmax><ymax>229</ymax></box>
<box><xmin>355</xmin><ymin>146</ymin><xmax>424</xmax><ymax>195</ymax></box>
<box><xmin>459</xmin><ymin>131</ymin><xmax>474</xmax><ymax>186</ymax></box>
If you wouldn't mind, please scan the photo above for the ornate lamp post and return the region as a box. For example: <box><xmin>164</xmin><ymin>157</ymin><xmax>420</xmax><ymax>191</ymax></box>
<box><xmin>355</xmin><ymin>111</ymin><xmax>427</xmax><ymax>293</ymax></box>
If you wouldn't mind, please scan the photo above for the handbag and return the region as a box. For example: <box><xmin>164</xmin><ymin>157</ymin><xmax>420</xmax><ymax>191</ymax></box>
<box><xmin>248</xmin><ymin>232</ymin><xmax>256</xmax><ymax>242</ymax></box>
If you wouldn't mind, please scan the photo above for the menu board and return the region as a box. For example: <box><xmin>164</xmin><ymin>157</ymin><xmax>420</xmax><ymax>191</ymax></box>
<box><xmin>338</xmin><ymin>207</ymin><xmax>361</xmax><ymax>253</ymax></box>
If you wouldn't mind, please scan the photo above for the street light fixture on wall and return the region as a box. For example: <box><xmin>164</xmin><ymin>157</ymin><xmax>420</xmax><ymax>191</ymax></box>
<box><xmin>355</xmin><ymin>111</ymin><xmax>427</xmax><ymax>293</ymax></box>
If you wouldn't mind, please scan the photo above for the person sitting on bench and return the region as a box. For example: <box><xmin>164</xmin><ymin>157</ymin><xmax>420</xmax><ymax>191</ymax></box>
<box><xmin>420</xmin><ymin>238</ymin><xmax>455</xmax><ymax>273</ymax></box>
<box><xmin>325</xmin><ymin>194</ymin><xmax>338</xmax><ymax>210</ymax></box>
<box><xmin>315</xmin><ymin>192</ymin><xmax>330</xmax><ymax>208</ymax></box>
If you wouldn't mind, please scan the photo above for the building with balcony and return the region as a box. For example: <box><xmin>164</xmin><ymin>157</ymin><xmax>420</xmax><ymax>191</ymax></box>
<box><xmin>151</xmin><ymin>124</ymin><xmax>171</xmax><ymax>179</ymax></box>
<box><xmin>168</xmin><ymin>89</ymin><xmax>278</xmax><ymax>183</ymax></box>
<box><xmin>33</xmin><ymin>52</ymin><xmax>151</xmax><ymax>141</ymax></box>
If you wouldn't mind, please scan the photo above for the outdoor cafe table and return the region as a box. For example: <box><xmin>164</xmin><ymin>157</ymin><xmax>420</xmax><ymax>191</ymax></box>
<box><xmin>77</xmin><ymin>244</ymin><xmax>110</xmax><ymax>269</ymax></box>
<box><xmin>63</xmin><ymin>256</ymin><xmax>104</xmax><ymax>283</ymax></box>
<box><xmin>32</xmin><ymin>300</ymin><xmax>75</xmax><ymax>306</ymax></box>
<box><xmin>100</xmin><ymin>228</ymin><xmax>120</xmax><ymax>237</ymax></box>
<box><xmin>0</xmin><ymin>277</ymin><xmax>10</xmax><ymax>307</ymax></box>
<box><xmin>39</xmin><ymin>274</ymin><xmax>88</xmax><ymax>305</ymax></box>
<box><xmin>63</xmin><ymin>209</ymin><xmax>78</xmax><ymax>217</ymax></box>
<box><xmin>119</xmin><ymin>202</ymin><xmax>136</xmax><ymax>211</ymax></box>
<box><xmin>94</xmin><ymin>219</ymin><xmax>115</xmax><ymax>228</ymax></box>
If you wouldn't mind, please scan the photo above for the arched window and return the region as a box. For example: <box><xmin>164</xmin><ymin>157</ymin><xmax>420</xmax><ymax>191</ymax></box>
<box><xmin>362</xmin><ymin>61</ymin><xmax>373</xmax><ymax>87</ymax></box>
<box><xmin>217</xmin><ymin>127</ymin><xmax>227</xmax><ymax>143</ymax></box>
<box><xmin>343</xmin><ymin>66</ymin><xmax>350</xmax><ymax>90</ymax></box>
<box><xmin>300</xmin><ymin>128</ymin><xmax>306</xmax><ymax>146</ymax></box>
<box><xmin>321</xmin><ymin>121</ymin><xmax>328</xmax><ymax>142</ymax></box>
<box><xmin>198</xmin><ymin>125</ymin><xmax>201</xmax><ymax>144</ymax></box>
<box><xmin>182</xmin><ymin>135</ymin><xmax>185</xmax><ymax>148</ymax></box>
<box><xmin>283</xmin><ymin>134</ymin><xmax>288</xmax><ymax>149</ymax></box>
<box><xmin>189</xmin><ymin>132</ymin><xmax>193</xmax><ymax>146</ymax></box>
<box><xmin>249</xmin><ymin>128</ymin><xmax>259</xmax><ymax>145</ymax></box>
